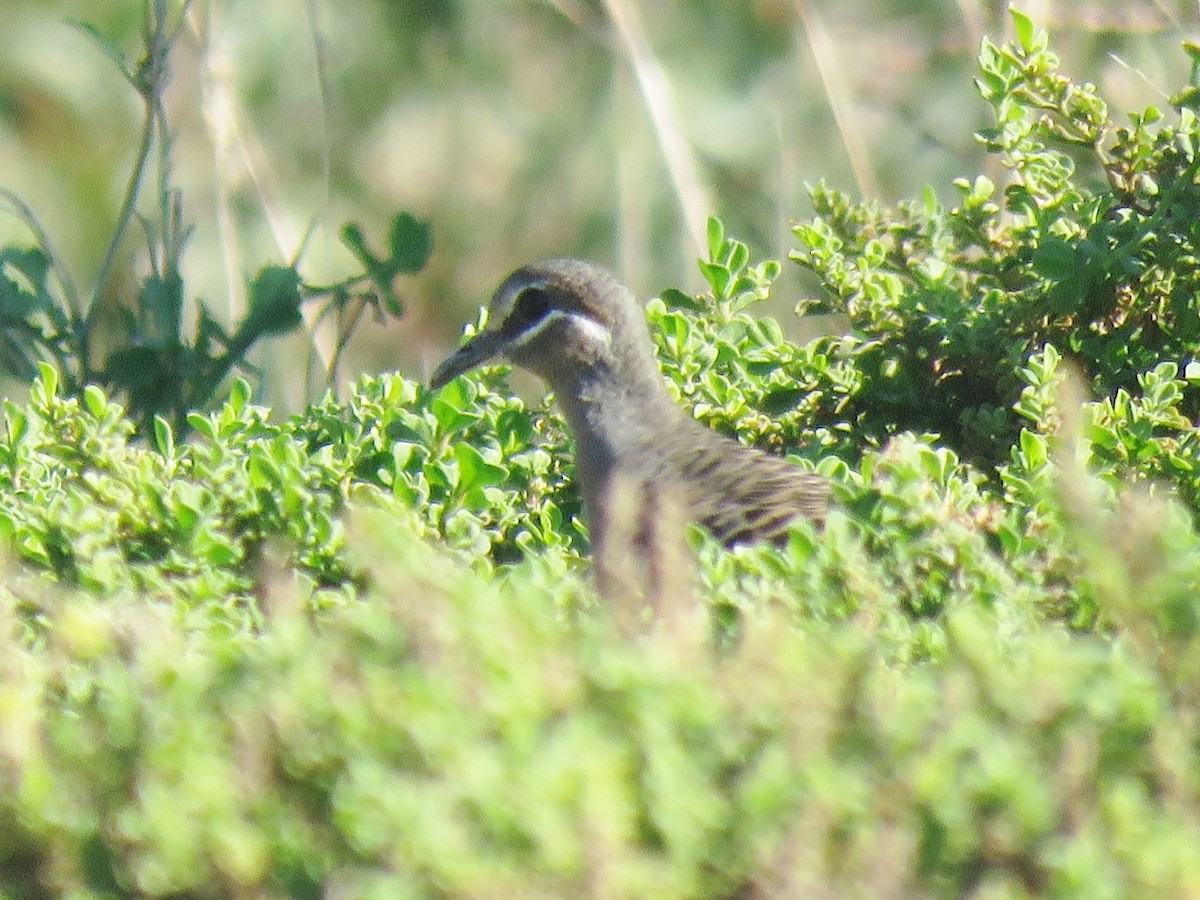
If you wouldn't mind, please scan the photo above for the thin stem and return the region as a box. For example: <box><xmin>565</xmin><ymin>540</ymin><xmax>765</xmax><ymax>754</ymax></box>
<box><xmin>790</xmin><ymin>0</ymin><xmax>879</xmax><ymax>199</ymax></box>
<box><xmin>602</xmin><ymin>0</ymin><xmax>710</xmax><ymax>258</ymax></box>
<box><xmin>86</xmin><ymin>16</ymin><xmax>170</xmax><ymax>375</ymax></box>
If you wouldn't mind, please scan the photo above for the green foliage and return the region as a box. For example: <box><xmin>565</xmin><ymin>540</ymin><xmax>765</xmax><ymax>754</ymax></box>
<box><xmin>0</xmin><ymin>5</ymin><xmax>430</xmax><ymax>435</ymax></box>
<box><xmin>780</xmin><ymin>18</ymin><xmax>1200</xmax><ymax>468</ymax></box>
<box><xmin>653</xmin><ymin>217</ymin><xmax>829</xmax><ymax>457</ymax></box>
<box><xmin>6</xmin><ymin>11</ymin><xmax>1200</xmax><ymax>897</ymax></box>
<box><xmin>0</xmin><ymin>363</ymin><xmax>584</xmax><ymax>633</ymax></box>
<box><xmin>3</xmin><ymin>500</ymin><xmax>1200</xmax><ymax>897</ymax></box>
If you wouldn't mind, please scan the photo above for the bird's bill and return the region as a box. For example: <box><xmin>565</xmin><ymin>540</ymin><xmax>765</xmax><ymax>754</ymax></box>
<box><xmin>429</xmin><ymin>329</ymin><xmax>507</xmax><ymax>389</ymax></box>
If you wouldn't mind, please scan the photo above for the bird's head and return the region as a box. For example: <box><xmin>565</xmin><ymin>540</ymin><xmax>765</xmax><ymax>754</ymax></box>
<box><xmin>430</xmin><ymin>259</ymin><xmax>658</xmax><ymax>392</ymax></box>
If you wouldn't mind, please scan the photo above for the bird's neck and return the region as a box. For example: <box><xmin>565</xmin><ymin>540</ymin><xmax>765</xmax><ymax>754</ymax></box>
<box><xmin>550</xmin><ymin>363</ymin><xmax>681</xmax><ymax>498</ymax></box>
<box><xmin>548</xmin><ymin>363</ymin><xmax>685</xmax><ymax>563</ymax></box>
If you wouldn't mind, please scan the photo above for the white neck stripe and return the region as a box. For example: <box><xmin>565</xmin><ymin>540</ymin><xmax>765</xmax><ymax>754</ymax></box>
<box><xmin>508</xmin><ymin>308</ymin><xmax>611</xmax><ymax>349</ymax></box>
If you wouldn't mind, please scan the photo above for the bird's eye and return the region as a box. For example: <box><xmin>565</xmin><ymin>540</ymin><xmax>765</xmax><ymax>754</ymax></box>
<box><xmin>503</xmin><ymin>287</ymin><xmax>554</xmax><ymax>337</ymax></box>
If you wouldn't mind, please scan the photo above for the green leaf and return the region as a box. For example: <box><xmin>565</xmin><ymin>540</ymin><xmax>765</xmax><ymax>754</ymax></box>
<box><xmin>659</xmin><ymin>288</ymin><xmax>703</xmax><ymax>311</ymax></box>
<box><xmin>699</xmin><ymin>262</ymin><xmax>731</xmax><ymax>299</ymax></box>
<box><xmin>154</xmin><ymin>415</ymin><xmax>175</xmax><ymax>456</ymax></box>
<box><xmin>387</xmin><ymin>213</ymin><xmax>433</xmax><ymax>274</ymax></box>
<box><xmin>229</xmin><ymin>377</ymin><xmax>252</xmax><ymax>415</ymax></box>
<box><xmin>0</xmin><ymin>247</ymin><xmax>54</xmax><ymax>322</ymax></box>
<box><xmin>1019</xmin><ymin>429</ymin><xmax>1048</xmax><ymax>467</ymax></box>
<box><xmin>339</xmin><ymin>222</ymin><xmax>377</xmax><ymax>268</ymax></box>
<box><xmin>728</xmin><ymin>240</ymin><xmax>749</xmax><ymax>274</ymax></box>
<box><xmin>758</xmin><ymin>387</ymin><xmax>806</xmax><ymax>415</ymax></box>
<box><xmin>243</xmin><ymin>265</ymin><xmax>304</xmax><ymax>338</ymax></box>
<box><xmin>83</xmin><ymin>384</ymin><xmax>107</xmax><ymax>418</ymax></box>
<box><xmin>431</xmin><ymin>383</ymin><xmax>480</xmax><ymax>435</ymax></box>
<box><xmin>186</xmin><ymin>412</ymin><xmax>215</xmax><ymax>438</ymax></box>
<box><xmin>0</xmin><ymin>247</ymin><xmax>50</xmax><ymax>291</ymax></box>
<box><xmin>454</xmin><ymin>442</ymin><xmax>507</xmax><ymax>499</ymax></box>
<box><xmin>1170</xmin><ymin>86</ymin><xmax>1200</xmax><ymax>112</ymax></box>
<box><xmin>138</xmin><ymin>272</ymin><xmax>184</xmax><ymax>348</ymax></box>
<box><xmin>1010</xmin><ymin>7</ymin><xmax>1035</xmax><ymax>53</ymax></box>
<box><xmin>706</xmin><ymin>216</ymin><xmax>725</xmax><ymax>262</ymax></box>
<box><xmin>6</xmin><ymin>407</ymin><xmax>28</xmax><ymax>446</ymax></box>
<box><xmin>1032</xmin><ymin>237</ymin><xmax>1078</xmax><ymax>281</ymax></box>
<box><xmin>35</xmin><ymin>361</ymin><xmax>58</xmax><ymax>399</ymax></box>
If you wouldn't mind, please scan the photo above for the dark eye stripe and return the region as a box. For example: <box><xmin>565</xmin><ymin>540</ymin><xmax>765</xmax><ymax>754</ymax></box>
<box><xmin>500</xmin><ymin>287</ymin><xmax>553</xmax><ymax>339</ymax></box>
<box><xmin>500</xmin><ymin>285</ymin><xmax>609</xmax><ymax>340</ymax></box>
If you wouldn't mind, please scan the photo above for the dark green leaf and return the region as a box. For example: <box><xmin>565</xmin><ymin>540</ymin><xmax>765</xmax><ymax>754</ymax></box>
<box><xmin>454</xmin><ymin>442</ymin><xmax>507</xmax><ymax>498</ymax></box>
<box><xmin>387</xmin><ymin>213</ymin><xmax>433</xmax><ymax>274</ymax></box>
<box><xmin>105</xmin><ymin>345</ymin><xmax>175</xmax><ymax>417</ymax></box>
<box><xmin>138</xmin><ymin>273</ymin><xmax>184</xmax><ymax>348</ymax></box>
<box><xmin>0</xmin><ymin>248</ymin><xmax>54</xmax><ymax>322</ymax></box>
<box><xmin>758</xmin><ymin>387</ymin><xmax>807</xmax><ymax>415</ymax></box>
<box><xmin>339</xmin><ymin>222</ymin><xmax>377</xmax><ymax>268</ymax></box>
<box><xmin>659</xmin><ymin>288</ymin><xmax>703</xmax><ymax>311</ymax></box>
<box><xmin>1032</xmin><ymin>238</ymin><xmax>1079</xmax><ymax>281</ymax></box>
<box><xmin>243</xmin><ymin>265</ymin><xmax>304</xmax><ymax>338</ymax></box>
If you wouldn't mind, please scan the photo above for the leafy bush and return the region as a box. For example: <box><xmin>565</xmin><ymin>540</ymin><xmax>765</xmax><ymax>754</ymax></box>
<box><xmin>5</xmin><ymin>9</ymin><xmax>1200</xmax><ymax>898</ymax></box>
<box><xmin>785</xmin><ymin>14</ymin><xmax>1200</xmax><ymax>470</ymax></box>
<box><xmin>2</xmin><ymin>493</ymin><xmax>1199</xmax><ymax>897</ymax></box>
<box><xmin>0</xmin><ymin>4</ymin><xmax>429</xmax><ymax>435</ymax></box>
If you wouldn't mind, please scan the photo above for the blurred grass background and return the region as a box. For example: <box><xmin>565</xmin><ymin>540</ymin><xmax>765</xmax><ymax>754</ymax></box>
<box><xmin>0</xmin><ymin>0</ymin><xmax>1193</xmax><ymax>411</ymax></box>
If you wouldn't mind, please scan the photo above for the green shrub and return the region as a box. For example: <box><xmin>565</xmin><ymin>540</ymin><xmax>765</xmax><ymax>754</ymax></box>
<box><xmin>785</xmin><ymin>13</ymin><xmax>1200</xmax><ymax>470</ymax></box>
<box><xmin>1</xmin><ymin>503</ymin><xmax>1199</xmax><ymax>897</ymax></box>
<box><xmin>0</xmin><ymin>5</ymin><xmax>428</xmax><ymax>435</ymax></box>
<box><xmin>4</xmin><ymin>9</ymin><xmax>1200</xmax><ymax>898</ymax></box>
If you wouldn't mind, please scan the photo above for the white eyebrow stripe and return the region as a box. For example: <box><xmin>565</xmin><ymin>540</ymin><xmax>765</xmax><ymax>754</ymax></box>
<box><xmin>507</xmin><ymin>308</ymin><xmax>611</xmax><ymax>349</ymax></box>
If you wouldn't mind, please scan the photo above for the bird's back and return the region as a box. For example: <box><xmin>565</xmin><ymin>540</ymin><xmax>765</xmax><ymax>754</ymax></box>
<box><xmin>655</xmin><ymin>415</ymin><xmax>829</xmax><ymax>546</ymax></box>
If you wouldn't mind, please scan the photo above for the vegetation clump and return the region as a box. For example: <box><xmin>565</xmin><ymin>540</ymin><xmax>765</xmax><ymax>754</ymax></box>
<box><xmin>3</xmin><ymin>10</ymin><xmax>1200</xmax><ymax>898</ymax></box>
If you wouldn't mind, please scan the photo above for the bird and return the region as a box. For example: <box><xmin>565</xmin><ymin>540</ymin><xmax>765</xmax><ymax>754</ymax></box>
<box><xmin>429</xmin><ymin>259</ymin><xmax>829</xmax><ymax>566</ymax></box>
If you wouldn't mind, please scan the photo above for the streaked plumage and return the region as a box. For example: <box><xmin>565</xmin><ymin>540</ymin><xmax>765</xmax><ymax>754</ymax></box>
<box><xmin>430</xmin><ymin>259</ymin><xmax>828</xmax><ymax>555</ymax></box>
